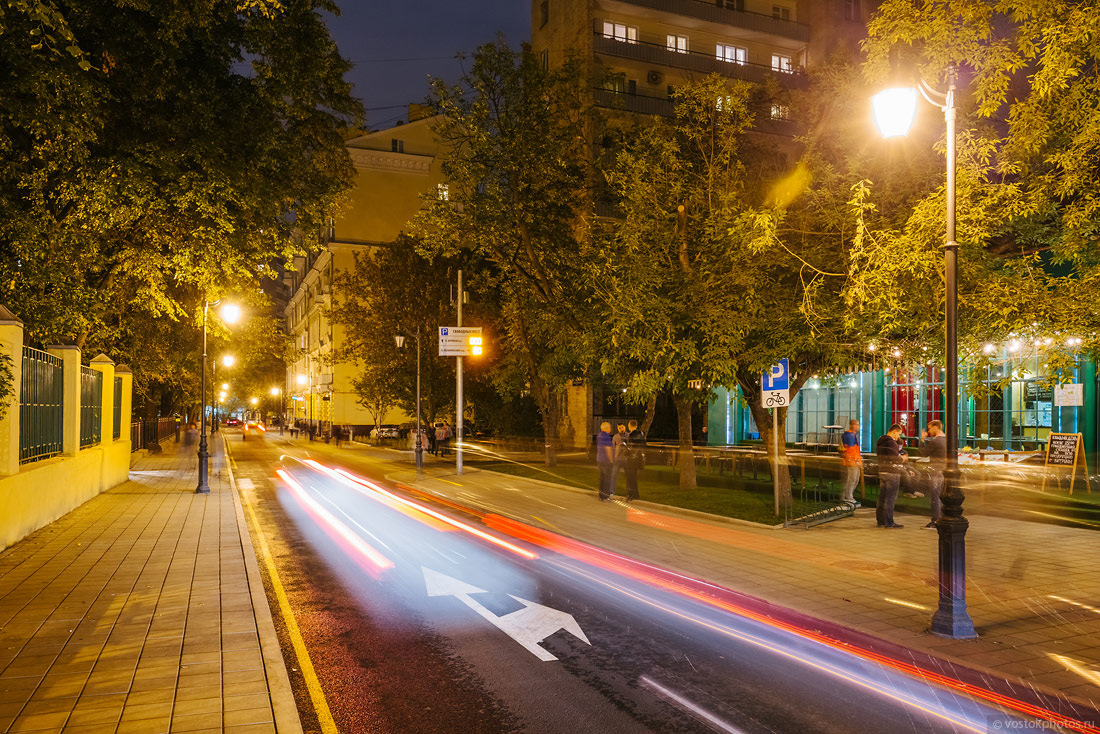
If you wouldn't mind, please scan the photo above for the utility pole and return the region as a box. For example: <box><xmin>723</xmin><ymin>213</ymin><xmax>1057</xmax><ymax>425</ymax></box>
<box><xmin>456</xmin><ymin>269</ymin><xmax>464</xmax><ymax>475</ymax></box>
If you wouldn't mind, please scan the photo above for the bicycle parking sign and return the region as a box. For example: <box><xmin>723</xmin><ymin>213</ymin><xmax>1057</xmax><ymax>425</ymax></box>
<box><xmin>761</xmin><ymin>359</ymin><xmax>790</xmax><ymax>408</ymax></box>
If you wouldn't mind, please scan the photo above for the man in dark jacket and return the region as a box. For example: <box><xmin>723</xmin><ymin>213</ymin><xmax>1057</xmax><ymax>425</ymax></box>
<box><xmin>920</xmin><ymin>420</ymin><xmax>947</xmax><ymax>528</ymax></box>
<box><xmin>876</xmin><ymin>424</ymin><xmax>907</xmax><ymax>528</ymax></box>
<box><xmin>624</xmin><ymin>420</ymin><xmax>646</xmax><ymax>502</ymax></box>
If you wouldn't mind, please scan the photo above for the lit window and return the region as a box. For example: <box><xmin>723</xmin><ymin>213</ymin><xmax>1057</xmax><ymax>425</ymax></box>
<box><xmin>772</xmin><ymin>54</ymin><xmax>793</xmax><ymax>73</ymax></box>
<box><xmin>717</xmin><ymin>43</ymin><xmax>747</xmax><ymax>65</ymax></box>
<box><xmin>716</xmin><ymin>95</ymin><xmax>734</xmax><ymax>111</ymax></box>
<box><xmin>602</xmin><ymin>21</ymin><xmax>637</xmax><ymax>43</ymax></box>
<box><xmin>666</xmin><ymin>34</ymin><xmax>688</xmax><ymax>53</ymax></box>
<box><xmin>770</xmin><ymin>104</ymin><xmax>790</xmax><ymax>120</ymax></box>
<box><xmin>437</xmin><ymin>183</ymin><xmax>449</xmax><ymax>201</ymax></box>
<box><xmin>772</xmin><ymin>4</ymin><xmax>791</xmax><ymax>20</ymax></box>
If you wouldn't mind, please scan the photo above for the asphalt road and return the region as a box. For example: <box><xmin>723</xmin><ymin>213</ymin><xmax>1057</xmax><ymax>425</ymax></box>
<box><xmin>225</xmin><ymin>429</ymin><xmax>1046</xmax><ymax>734</ymax></box>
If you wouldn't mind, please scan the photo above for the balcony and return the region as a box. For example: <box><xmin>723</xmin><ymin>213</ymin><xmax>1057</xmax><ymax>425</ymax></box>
<box><xmin>605</xmin><ymin>0</ymin><xmax>810</xmax><ymax>42</ymax></box>
<box><xmin>594</xmin><ymin>34</ymin><xmax>808</xmax><ymax>89</ymax></box>
<box><xmin>594</xmin><ymin>88</ymin><xmax>674</xmax><ymax>116</ymax></box>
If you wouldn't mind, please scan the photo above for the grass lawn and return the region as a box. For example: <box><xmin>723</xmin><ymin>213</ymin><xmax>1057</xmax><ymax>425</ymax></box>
<box><xmin>469</xmin><ymin>459</ymin><xmax>911</xmax><ymax>526</ymax></box>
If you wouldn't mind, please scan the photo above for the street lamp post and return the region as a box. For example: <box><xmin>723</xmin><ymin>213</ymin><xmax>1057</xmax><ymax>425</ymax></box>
<box><xmin>395</xmin><ymin>328</ymin><xmax>423</xmax><ymax>476</ymax></box>
<box><xmin>197</xmin><ymin>300</ymin><xmax>240</xmax><ymax>494</ymax></box>
<box><xmin>873</xmin><ymin>65</ymin><xmax>976</xmax><ymax>639</ymax></box>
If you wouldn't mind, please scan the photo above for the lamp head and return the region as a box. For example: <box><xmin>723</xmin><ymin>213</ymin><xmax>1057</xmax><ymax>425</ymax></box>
<box><xmin>394</xmin><ymin>334</ymin><xmax>406</xmax><ymax>349</ymax></box>
<box><xmin>222</xmin><ymin>354</ymin><xmax>235</xmax><ymax>368</ymax></box>
<box><xmin>220</xmin><ymin>303</ymin><xmax>242</xmax><ymax>324</ymax></box>
<box><xmin>270</xmin><ymin>387</ymin><xmax>280</xmax><ymax>396</ymax></box>
<box><xmin>872</xmin><ymin>87</ymin><xmax>919</xmax><ymax>138</ymax></box>
<box><xmin>296</xmin><ymin>374</ymin><xmax>307</xmax><ymax>386</ymax></box>
<box><xmin>250</xmin><ymin>397</ymin><xmax>259</xmax><ymax>406</ymax></box>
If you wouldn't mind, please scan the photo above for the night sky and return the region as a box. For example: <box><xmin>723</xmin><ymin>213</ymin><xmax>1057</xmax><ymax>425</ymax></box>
<box><xmin>325</xmin><ymin>1</ymin><xmax>531</xmax><ymax>130</ymax></box>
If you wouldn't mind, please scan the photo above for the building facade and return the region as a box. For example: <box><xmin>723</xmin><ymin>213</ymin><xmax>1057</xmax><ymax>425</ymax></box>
<box><xmin>708</xmin><ymin>351</ymin><xmax>1100</xmax><ymax>463</ymax></box>
<box><xmin>283</xmin><ymin>111</ymin><xmax>446</xmax><ymax>431</ymax></box>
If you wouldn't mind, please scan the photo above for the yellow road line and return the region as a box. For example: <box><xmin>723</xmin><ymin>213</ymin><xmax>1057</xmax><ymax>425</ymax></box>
<box><xmin>439</xmin><ymin>479</ymin><xmax>463</xmax><ymax>487</ymax></box>
<box><xmin>530</xmin><ymin>515</ymin><xmax>565</xmax><ymax>533</ymax></box>
<box><xmin>226</xmin><ymin>441</ymin><xmax>339</xmax><ymax>734</ymax></box>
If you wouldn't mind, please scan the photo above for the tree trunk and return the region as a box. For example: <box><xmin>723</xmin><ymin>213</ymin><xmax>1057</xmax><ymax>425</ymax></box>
<box><xmin>673</xmin><ymin>394</ymin><xmax>696</xmax><ymax>489</ymax></box>
<box><xmin>640</xmin><ymin>392</ymin><xmax>658</xmax><ymax>436</ymax></box>
<box><xmin>747</xmin><ymin>400</ymin><xmax>792</xmax><ymax>515</ymax></box>
<box><xmin>542</xmin><ymin>392</ymin><xmax>559</xmax><ymax>468</ymax></box>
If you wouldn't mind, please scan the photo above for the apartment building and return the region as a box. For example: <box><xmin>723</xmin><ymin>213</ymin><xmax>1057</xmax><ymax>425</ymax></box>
<box><xmin>533</xmin><ymin>0</ymin><xmax>873</xmax><ymax>119</ymax></box>
<box><xmin>283</xmin><ymin>109</ymin><xmax>446</xmax><ymax>432</ymax></box>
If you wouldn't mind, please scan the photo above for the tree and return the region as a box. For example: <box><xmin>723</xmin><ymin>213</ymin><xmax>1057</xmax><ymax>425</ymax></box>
<box><xmin>328</xmin><ymin>237</ymin><xmax>459</xmax><ymax>426</ymax></box>
<box><xmin>412</xmin><ymin>39</ymin><xmax>594</xmax><ymax>466</ymax></box>
<box><xmin>0</xmin><ymin>0</ymin><xmax>360</xmax><ymax>389</ymax></box>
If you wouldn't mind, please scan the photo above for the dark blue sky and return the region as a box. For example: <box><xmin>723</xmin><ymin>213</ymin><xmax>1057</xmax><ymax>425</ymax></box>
<box><xmin>326</xmin><ymin>1</ymin><xmax>531</xmax><ymax>130</ymax></box>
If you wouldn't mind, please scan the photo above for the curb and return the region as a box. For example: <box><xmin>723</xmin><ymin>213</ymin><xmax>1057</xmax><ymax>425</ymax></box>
<box><xmin>222</xmin><ymin>435</ymin><xmax>304</xmax><ymax>734</ymax></box>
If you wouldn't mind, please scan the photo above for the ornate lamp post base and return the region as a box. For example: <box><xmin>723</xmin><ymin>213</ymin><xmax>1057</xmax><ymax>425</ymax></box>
<box><xmin>930</xmin><ymin>482</ymin><xmax>976</xmax><ymax>638</ymax></box>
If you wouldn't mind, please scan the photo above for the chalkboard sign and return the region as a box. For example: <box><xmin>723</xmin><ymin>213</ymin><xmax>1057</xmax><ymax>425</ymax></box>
<box><xmin>1046</xmin><ymin>433</ymin><xmax>1080</xmax><ymax>467</ymax></box>
<box><xmin>1043</xmin><ymin>432</ymin><xmax>1090</xmax><ymax>495</ymax></box>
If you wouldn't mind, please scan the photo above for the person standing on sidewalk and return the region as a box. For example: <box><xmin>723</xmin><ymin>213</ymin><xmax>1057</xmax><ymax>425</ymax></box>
<box><xmin>839</xmin><ymin>419</ymin><xmax>862</xmax><ymax>506</ymax></box>
<box><xmin>596</xmin><ymin>422</ymin><xmax>615</xmax><ymax>501</ymax></box>
<box><xmin>611</xmin><ymin>424</ymin><xmax>628</xmax><ymax>497</ymax></box>
<box><xmin>624</xmin><ymin>419</ymin><xmax>646</xmax><ymax>502</ymax></box>
<box><xmin>875</xmin><ymin>424</ymin><xmax>907</xmax><ymax>528</ymax></box>
<box><xmin>920</xmin><ymin>420</ymin><xmax>947</xmax><ymax>529</ymax></box>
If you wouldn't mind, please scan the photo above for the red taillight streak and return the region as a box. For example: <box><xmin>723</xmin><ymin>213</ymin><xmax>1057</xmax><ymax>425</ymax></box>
<box><xmin>480</xmin><ymin>514</ymin><xmax>1099</xmax><ymax>733</ymax></box>
<box><xmin>275</xmin><ymin>469</ymin><xmax>393</xmax><ymax>571</ymax></box>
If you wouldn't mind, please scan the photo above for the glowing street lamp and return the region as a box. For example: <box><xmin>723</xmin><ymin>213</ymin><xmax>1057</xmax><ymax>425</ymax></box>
<box><xmin>296</xmin><ymin>374</ymin><xmax>307</xmax><ymax>386</ymax></box>
<box><xmin>222</xmin><ymin>354</ymin><xmax>236</xmax><ymax>368</ymax></box>
<box><xmin>874</xmin><ymin>65</ymin><xmax>975</xmax><ymax>640</ymax></box>
<box><xmin>221</xmin><ymin>382</ymin><xmax>229</xmax><ymax>391</ymax></box>
<box><xmin>250</xmin><ymin>397</ymin><xmax>259</xmax><ymax>406</ymax></box>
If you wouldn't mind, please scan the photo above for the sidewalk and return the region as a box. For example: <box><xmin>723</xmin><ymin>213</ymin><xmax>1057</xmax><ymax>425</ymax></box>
<box><xmin>0</xmin><ymin>436</ymin><xmax>298</xmax><ymax>733</ymax></box>
<box><xmin>387</xmin><ymin>460</ymin><xmax>1100</xmax><ymax>712</ymax></box>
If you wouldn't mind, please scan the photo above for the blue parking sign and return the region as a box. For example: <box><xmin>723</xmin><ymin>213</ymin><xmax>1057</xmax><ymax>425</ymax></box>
<box><xmin>762</xmin><ymin>359</ymin><xmax>789</xmax><ymax>391</ymax></box>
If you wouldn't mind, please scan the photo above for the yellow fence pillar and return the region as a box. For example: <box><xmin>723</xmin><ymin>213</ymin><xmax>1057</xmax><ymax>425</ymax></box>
<box><xmin>47</xmin><ymin>345</ymin><xmax>81</xmax><ymax>456</ymax></box>
<box><xmin>90</xmin><ymin>354</ymin><xmax>114</xmax><ymax>450</ymax></box>
<box><xmin>116</xmin><ymin>365</ymin><xmax>133</xmax><ymax>449</ymax></box>
<box><xmin>0</xmin><ymin>306</ymin><xmax>22</xmax><ymax>477</ymax></box>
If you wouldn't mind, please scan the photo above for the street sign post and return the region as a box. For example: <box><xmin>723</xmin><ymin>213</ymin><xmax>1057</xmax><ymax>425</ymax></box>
<box><xmin>762</xmin><ymin>359</ymin><xmax>790</xmax><ymax>516</ymax></box>
<box><xmin>439</xmin><ymin>326</ymin><xmax>483</xmax><ymax>357</ymax></box>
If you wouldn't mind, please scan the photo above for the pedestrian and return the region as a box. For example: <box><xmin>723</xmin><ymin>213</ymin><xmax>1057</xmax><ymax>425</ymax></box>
<box><xmin>443</xmin><ymin>421</ymin><xmax>453</xmax><ymax>456</ymax></box>
<box><xmin>611</xmin><ymin>423</ymin><xmax>628</xmax><ymax>496</ymax></box>
<box><xmin>436</xmin><ymin>422</ymin><xmax>447</xmax><ymax>457</ymax></box>
<box><xmin>624</xmin><ymin>419</ymin><xmax>646</xmax><ymax>502</ymax></box>
<box><xmin>920</xmin><ymin>420</ymin><xmax>946</xmax><ymax>529</ymax></box>
<box><xmin>839</xmin><ymin>419</ymin><xmax>862</xmax><ymax>506</ymax></box>
<box><xmin>875</xmin><ymin>424</ymin><xmax>907</xmax><ymax>528</ymax></box>
<box><xmin>596</xmin><ymin>422</ymin><xmax>615</xmax><ymax>501</ymax></box>
<box><xmin>428</xmin><ymin>423</ymin><xmax>437</xmax><ymax>456</ymax></box>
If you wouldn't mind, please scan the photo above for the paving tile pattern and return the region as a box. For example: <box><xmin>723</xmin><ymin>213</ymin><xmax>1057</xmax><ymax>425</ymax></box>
<box><xmin>0</xmin><ymin>441</ymin><xmax>279</xmax><ymax>733</ymax></box>
<box><xmin>391</xmin><ymin>462</ymin><xmax>1100</xmax><ymax>710</ymax></box>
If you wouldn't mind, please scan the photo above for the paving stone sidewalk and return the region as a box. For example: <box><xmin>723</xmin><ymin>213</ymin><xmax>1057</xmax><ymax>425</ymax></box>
<box><xmin>0</xmin><ymin>436</ymin><xmax>299</xmax><ymax>734</ymax></box>
<box><xmin>385</xmin><ymin>460</ymin><xmax>1100</xmax><ymax>711</ymax></box>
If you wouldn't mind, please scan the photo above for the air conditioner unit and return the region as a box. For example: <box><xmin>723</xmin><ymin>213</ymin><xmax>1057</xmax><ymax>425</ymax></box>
<box><xmin>647</xmin><ymin>70</ymin><xmax>663</xmax><ymax>85</ymax></box>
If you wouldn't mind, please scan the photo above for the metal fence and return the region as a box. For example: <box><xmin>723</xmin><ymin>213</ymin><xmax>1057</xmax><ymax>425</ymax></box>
<box><xmin>79</xmin><ymin>366</ymin><xmax>102</xmax><ymax>448</ymax></box>
<box><xmin>112</xmin><ymin>376</ymin><xmax>122</xmax><ymax>440</ymax></box>
<box><xmin>130</xmin><ymin>417</ymin><xmax>177</xmax><ymax>451</ymax></box>
<box><xmin>19</xmin><ymin>347</ymin><xmax>64</xmax><ymax>464</ymax></box>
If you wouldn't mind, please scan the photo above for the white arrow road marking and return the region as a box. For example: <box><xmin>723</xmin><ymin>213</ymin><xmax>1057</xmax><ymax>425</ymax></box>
<box><xmin>423</xmin><ymin>566</ymin><xmax>591</xmax><ymax>661</ymax></box>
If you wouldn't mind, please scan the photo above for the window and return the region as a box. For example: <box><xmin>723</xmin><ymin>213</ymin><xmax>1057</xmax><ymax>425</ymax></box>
<box><xmin>391</xmin><ymin>139</ymin><xmax>404</xmax><ymax>153</ymax></box>
<box><xmin>539</xmin><ymin>49</ymin><xmax>549</xmax><ymax>69</ymax></box>
<box><xmin>716</xmin><ymin>43</ymin><xmax>747</xmax><ymax>65</ymax></box>
<box><xmin>602</xmin><ymin>21</ymin><xmax>637</xmax><ymax>43</ymax></box>
<box><xmin>770</xmin><ymin>104</ymin><xmax>790</xmax><ymax>120</ymax></box>
<box><xmin>844</xmin><ymin>0</ymin><xmax>859</xmax><ymax>20</ymax></box>
<box><xmin>772</xmin><ymin>4</ymin><xmax>791</xmax><ymax>20</ymax></box>
<box><xmin>715</xmin><ymin>95</ymin><xmax>734</xmax><ymax>111</ymax></box>
<box><xmin>666</xmin><ymin>34</ymin><xmax>688</xmax><ymax>53</ymax></box>
<box><xmin>539</xmin><ymin>0</ymin><xmax>549</xmax><ymax>28</ymax></box>
<box><xmin>667</xmin><ymin>85</ymin><xmax>676</xmax><ymax>100</ymax></box>
<box><xmin>772</xmin><ymin>54</ymin><xmax>793</xmax><ymax>73</ymax></box>
<box><xmin>627</xmin><ymin>79</ymin><xmax>637</xmax><ymax>95</ymax></box>
<box><xmin>720</xmin><ymin>0</ymin><xmax>746</xmax><ymax>9</ymax></box>
<box><xmin>437</xmin><ymin>183</ymin><xmax>450</xmax><ymax>201</ymax></box>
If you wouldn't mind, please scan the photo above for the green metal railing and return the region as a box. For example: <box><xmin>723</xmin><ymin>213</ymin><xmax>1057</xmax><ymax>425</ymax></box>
<box><xmin>20</xmin><ymin>347</ymin><xmax>63</xmax><ymax>463</ymax></box>
<box><xmin>80</xmin><ymin>366</ymin><xmax>102</xmax><ymax>448</ymax></box>
<box><xmin>113</xmin><ymin>376</ymin><xmax>122</xmax><ymax>440</ymax></box>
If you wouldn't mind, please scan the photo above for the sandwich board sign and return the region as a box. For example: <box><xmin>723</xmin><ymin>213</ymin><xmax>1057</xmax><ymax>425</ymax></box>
<box><xmin>761</xmin><ymin>359</ymin><xmax>790</xmax><ymax>408</ymax></box>
<box><xmin>1042</xmin><ymin>432</ymin><xmax>1090</xmax><ymax>495</ymax></box>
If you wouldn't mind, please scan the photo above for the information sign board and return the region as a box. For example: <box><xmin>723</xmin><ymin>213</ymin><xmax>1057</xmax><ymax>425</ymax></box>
<box><xmin>439</xmin><ymin>326</ymin><xmax>483</xmax><ymax>357</ymax></box>
<box><xmin>1054</xmin><ymin>383</ymin><xmax>1084</xmax><ymax>407</ymax></box>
